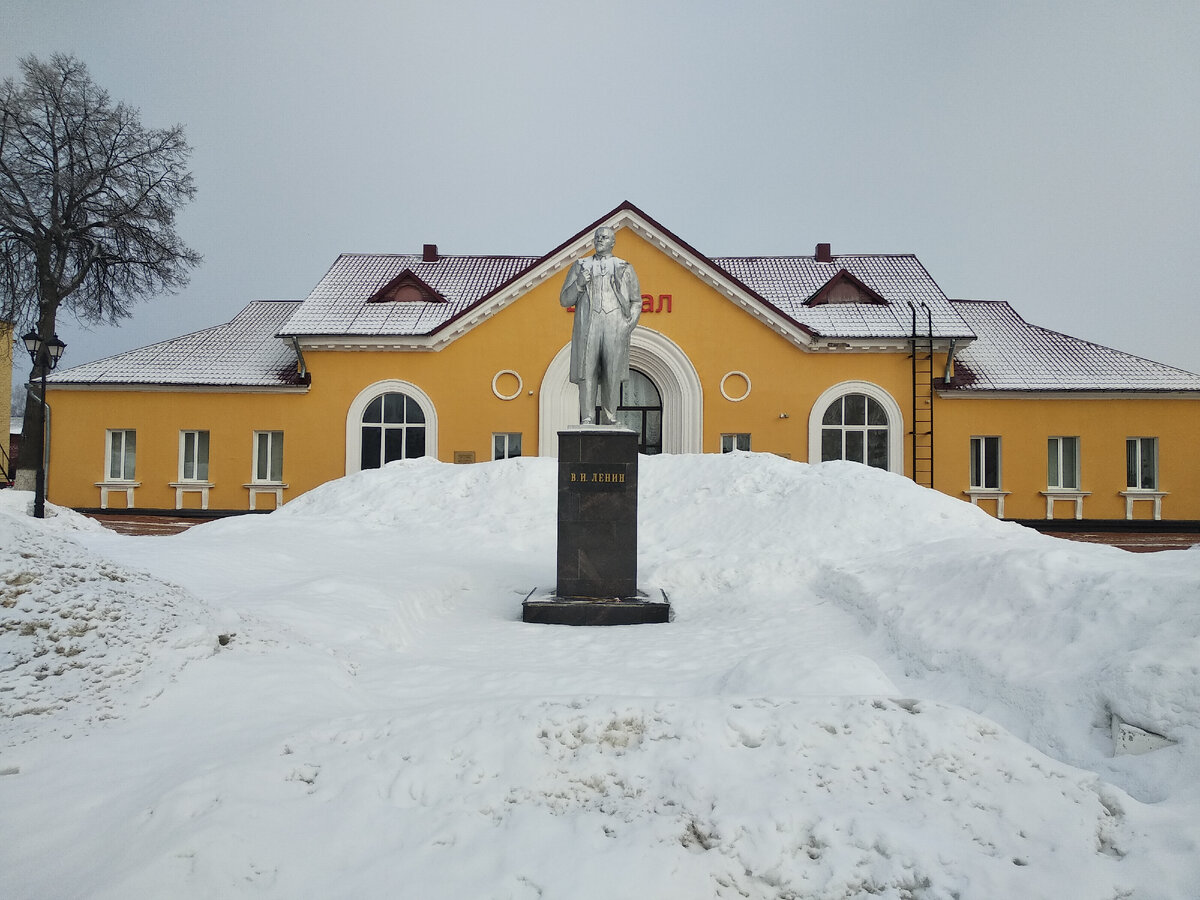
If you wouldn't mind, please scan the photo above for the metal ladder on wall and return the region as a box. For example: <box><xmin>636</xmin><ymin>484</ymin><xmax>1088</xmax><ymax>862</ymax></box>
<box><xmin>908</xmin><ymin>301</ymin><xmax>934</xmax><ymax>489</ymax></box>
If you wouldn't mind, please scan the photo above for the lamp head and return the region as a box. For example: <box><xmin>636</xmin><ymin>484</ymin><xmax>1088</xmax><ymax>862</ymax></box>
<box><xmin>46</xmin><ymin>335</ymin><xmax>66</xmax><ymax>368</ymax></box>
<box><xmin>22</xmin><ymin>330</ymin><xmax>40</xmax><ymax>362</ymax></box>
<box><xmin>21</xmin><ymin>331</ymin><xmax>66</xmax><ymax>369</ymax></box>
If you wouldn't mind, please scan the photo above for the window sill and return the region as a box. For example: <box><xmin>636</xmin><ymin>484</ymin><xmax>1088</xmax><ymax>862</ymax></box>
<box><xmin>169</xmin><ymin>482</ymin><xmax>215</xmax><ymax>511</ymax></box>
<box><xmin>1040</xmin><ymin>490</ymin><xmax>1091</xmax><ymax>520</ymax></box>
<box><xmin>94</xmin><ymin>480</ymin><xmax>141</xmax><ymax>509</ymax></box>
<box><xmin>962</xmin><ymin>489</ymin><xmax>1010</xmax><ymax>518</ymax></box>
<box><xmin>1119</xmin><ymin>490</ymin><xmax>1168</xmax><ymax>521</ymax></box>
<box><xmin>243</xmin><ymin>482</ymin><xmax>288</xmax><ymax>511</ymax></box>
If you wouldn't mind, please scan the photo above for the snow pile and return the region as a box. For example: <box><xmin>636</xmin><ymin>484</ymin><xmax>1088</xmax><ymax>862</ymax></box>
<box><xmin>824</xmin><ymin>510</ymin><xmax>1200</xmax><ymax>797</ymax></box>
<box><xmin>0</xmin><ymin>487</ymin><xmax>108</xmax><ymax>532</ymax></box>
<box><xmin>1</xmin><ymin>455</ymin><xmax>1198</xmax><ymax>899</ymax></box>
<box><xmin>637</xmin><ymin>456</ymin><xmax>1200</xmax><ymax>795</ymax></box>
<box><xmin>0</xmin><ymin>500</ymin><xmax>216</xmax><ymax>746</ymax></box>
<box><xmin>89</xmin><ymin>698</ymin><xmax>1131</xmax><ymax>899</ymax></box>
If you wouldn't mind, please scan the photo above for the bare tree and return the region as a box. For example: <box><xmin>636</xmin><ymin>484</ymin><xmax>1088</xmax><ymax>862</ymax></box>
<box><xmin>1</xmin><ymin>53</ymin><xmax>200</xmax><ymax>482</ymax></box>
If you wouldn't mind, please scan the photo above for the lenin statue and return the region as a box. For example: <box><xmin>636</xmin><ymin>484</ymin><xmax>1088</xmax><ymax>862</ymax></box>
<box><xmin>559</xmin><ymin>226</ymin><xmax>642</xmax><ymax>425</ymax></box>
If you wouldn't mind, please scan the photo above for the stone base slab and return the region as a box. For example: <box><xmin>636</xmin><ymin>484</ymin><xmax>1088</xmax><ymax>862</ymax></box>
<box><xmin>521</xmin><ymin>588</ymin><xmax>671</xmax><ymax>626</ymax></box>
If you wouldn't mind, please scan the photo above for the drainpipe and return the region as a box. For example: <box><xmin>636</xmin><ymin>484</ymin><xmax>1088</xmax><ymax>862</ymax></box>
<box><xmin>944</xmin><ymin>339</ymin><xmax>958</xmax><ymax>383</ymax></box>
<box><xmin>289</xmin><ymin>337</ymin><xmax>309</xmax><ymax>381</ymax></box>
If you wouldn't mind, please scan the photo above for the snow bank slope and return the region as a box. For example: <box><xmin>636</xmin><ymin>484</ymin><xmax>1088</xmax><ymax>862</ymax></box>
<box><xmin>2</xmin><ymin>455</ymin><xmax>1198</xmax><ymax>899</ymax></box>
<box><xmin>0</xmin><ymin>501</ymin><xmax>216</xmax><ymax>746</ymax></box>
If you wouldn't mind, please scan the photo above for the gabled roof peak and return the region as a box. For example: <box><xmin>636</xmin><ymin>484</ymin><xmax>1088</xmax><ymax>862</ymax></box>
<box><xmin>805</xmin><ymin>268</ymin><xmax>888</xmax><ymax>307</ymax></box>
<box><xmin>368</xmin><ymin>268</ymin><xmax>446</xmax><ymax>304</ymax></box>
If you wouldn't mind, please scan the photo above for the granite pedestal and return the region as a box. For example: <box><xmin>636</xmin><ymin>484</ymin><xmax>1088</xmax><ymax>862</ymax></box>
<box><xmin>521</xmin><ymin>427</ymin><xmax>670</xmax><ymax>626</ymax></box>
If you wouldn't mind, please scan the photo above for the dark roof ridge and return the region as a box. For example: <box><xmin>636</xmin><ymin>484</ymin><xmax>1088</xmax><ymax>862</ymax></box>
<box><xmin>714</xmin><ymin>252</ymin><xmax>921</xmax><ymax>260</ymax></box>
<box><xmin>331</xmin><ymin>252</ymin><xmax>539</xmax><ymax>260</ymax></box>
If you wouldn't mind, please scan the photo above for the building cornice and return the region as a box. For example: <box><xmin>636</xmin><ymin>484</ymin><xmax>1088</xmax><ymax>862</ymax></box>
<box><xmin>936</xmin><ymin>389</ymin><xmax>1200</xmax><ymax>400</ymax></box>
<box><xmin>45</xmin><ymin>383</ymin><xmax>310</xmax><ymax>394</ymax></box>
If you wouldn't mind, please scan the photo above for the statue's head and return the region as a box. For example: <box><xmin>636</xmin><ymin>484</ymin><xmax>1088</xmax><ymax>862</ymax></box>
<box><xmin>593</xmin><ymin>226</ymin><xmax>616</xmax><ymax>255</ymax></box>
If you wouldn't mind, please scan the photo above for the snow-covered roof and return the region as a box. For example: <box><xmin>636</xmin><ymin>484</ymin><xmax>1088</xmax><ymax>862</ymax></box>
<box><xmin>712</xmin><ymin>254</ymin><xmax>973</xmax><ymax>340</ymax></box>
<box><xmin>947</xmin><ymin>300</ymin><xmax>1200</xmax><ymax>392</ymax></box>
<box><xmin>48</xmin><ymin>301</ymin><xmax>305</xmax><ymax>387</ymax></box>
<box><xmin>277</xmin><ymin>245</ymin><xmax>974</xmax><ymax>342</ymax></box>
<box><xmin>41</xmin><ymin>201</ymin><xmax>1200</xmax><ymax>394</ymax></box>
<box><xmin>279</xmin><ymin>254</ymin><xmax>539</xmax><ymax>337</ymax></box>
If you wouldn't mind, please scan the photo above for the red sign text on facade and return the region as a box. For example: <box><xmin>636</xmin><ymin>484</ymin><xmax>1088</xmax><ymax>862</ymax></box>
<box><xmin>564</xmin><ymin>294</ymin><xmax>673</xmax><ymax>314</ymax></box>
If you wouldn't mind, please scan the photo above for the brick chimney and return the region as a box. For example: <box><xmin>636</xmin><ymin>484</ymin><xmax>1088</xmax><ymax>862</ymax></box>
<box><xmin>815</xmin><ymin>243</ymin><xmax>832</xmax><ymax>263</ymax></box>
<box><xmin>422</xmin><ymin>244</ymin><xmax>439</xmax><ymax>262</ymax></box>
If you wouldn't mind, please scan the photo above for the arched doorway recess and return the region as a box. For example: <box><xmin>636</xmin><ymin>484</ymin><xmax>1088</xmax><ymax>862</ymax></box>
<box><xmin>538</xmin><ymin>327</ymin><xmax>702</xmax><ymax>456</ymax></box>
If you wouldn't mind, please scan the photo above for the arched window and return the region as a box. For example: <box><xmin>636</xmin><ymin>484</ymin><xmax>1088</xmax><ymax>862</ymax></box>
<box><xmin>808</xmin><ymin>381</ymin><xmax>903</xmax><ymax>474</ymax></box>
<box><xmin>820</xmin><ymin>393</ymin><xmax>889</xmax><ymax>469</ymax></box>
<box><xmin>360</xmin><ymin>391</ymin><xmax>426</xmax><ymax>470</ymax></box>
<box><xmin>615</xmin><ymin>369</ymin><xmax>663</xmax><ymax>455</ymax></box>
<box><xmin>345</xmin><ymin>380</ymin><xmax>438</xmax><ymax>475</ymax></box>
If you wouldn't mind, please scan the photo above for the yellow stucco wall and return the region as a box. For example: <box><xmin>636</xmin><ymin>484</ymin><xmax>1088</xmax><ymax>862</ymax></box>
<box><xmin>934</xmin><ymin>394</ymin><xmax>1200</xmax><ymax>520</ymax></box>
<box><xmin>45</xmin><ymin>388</ymin><xmax>311</xmax><ymax>510</ymax></box>
<box><xmin>42</xmin><ymin>229</ymin><xmax>1200</xmax><ymax>519</ymax></box>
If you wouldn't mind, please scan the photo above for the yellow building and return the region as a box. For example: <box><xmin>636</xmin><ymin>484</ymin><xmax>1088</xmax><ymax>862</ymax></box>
<box><xmin>43</xmin><ymin>203</ymin><xmax>1200</xmax><ymax>522</ymax></box>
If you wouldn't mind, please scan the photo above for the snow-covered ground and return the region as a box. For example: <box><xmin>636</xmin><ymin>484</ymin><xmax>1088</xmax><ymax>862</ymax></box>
<box><xmin>1</xmin><ymin>454</ymin><xmax>1197</xmax><ymax>899</ymax></box>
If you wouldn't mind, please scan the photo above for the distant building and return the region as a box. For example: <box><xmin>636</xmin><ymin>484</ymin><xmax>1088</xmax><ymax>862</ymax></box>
<box><xmin>43</xmin><ymin>203</ymin><xmax>1200</xmax><ymax>521</ymax></box>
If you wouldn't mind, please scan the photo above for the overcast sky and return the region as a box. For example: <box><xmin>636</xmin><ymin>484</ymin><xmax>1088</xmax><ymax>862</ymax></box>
<box><xmin>6</xmin><ymin>0</ymin><xmax>1200</xmax><ymax>390</ymax></box>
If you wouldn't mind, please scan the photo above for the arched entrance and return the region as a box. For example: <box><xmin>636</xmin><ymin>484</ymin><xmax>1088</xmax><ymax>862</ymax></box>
<box><xmin>538</xmin><ymin>327</ymin><xmax>702</xmax><ymax>456</ymax></box>
<box><xmin>616</xmin><ymin>369</ymin><xmax>663</xmax><ymax>455</ymax></box>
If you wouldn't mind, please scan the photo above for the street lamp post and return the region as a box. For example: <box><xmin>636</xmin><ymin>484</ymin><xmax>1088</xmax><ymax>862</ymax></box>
<box><xmin>22</xmin><ymin>331</ymin><xmax>67</xmax><ymax>519</ymax></box>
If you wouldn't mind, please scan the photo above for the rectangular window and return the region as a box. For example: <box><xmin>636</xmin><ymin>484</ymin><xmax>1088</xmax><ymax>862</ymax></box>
<box><xmin>970</xmin><ymin>436</ymin><xmax>1001</xmax><ymax>489</ymax></box>
<box><xmin>493</xmin><ymin>432</ymin><xmax>522</xmax><ymax>460</ymax></box>
<box><xmin>1126</xmin><ymin>437</ymin><xmax>1157</xmax><ymax>490</ymax></box>
<box><xmin>253</xmin><ymin>431</ymin><xmax>284</xmax><ymax>482</ymax></box>
<box><xmin>721</xmin><ymin>433</ymin><xmax>751</xmax><ymax>453</ymax></box>
<box><xmin>106</xmin><ymin>429</ymin><xmax>136</xmax><ymax>480</ymax></box>
<box><xmin>179</xmin><ymin>430</ymin><xmax>210</xmax><ymax>481</ymax></box>
<box><xmin>1047</xmin><ymin>436</ymin><xmax>1080</xmax><ymax>489</ymax></box>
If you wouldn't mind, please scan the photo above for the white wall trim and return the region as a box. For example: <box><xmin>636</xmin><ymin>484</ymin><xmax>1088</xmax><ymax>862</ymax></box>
<box><xmin>345</xmin><ymin>379</ymin><xmax>439</xmax><ymax>474</ymax></box>
<box><xmin>539</xmin><ymin>327</ymin><xmax>703</xmax><ymax>456</ymax></box>
<box><xmin>720</xmin><ymin>371</ymin><xmax>752</xmax><ymax>402</ymax></box>
<box><xmin>491</xmin><ymin>369</ymin><xmax>523</xmax><ymax>400</ymax></box>
<box><xmin>807</xmin><ymin>380</ymin><xmax>904</xmax><ymax>475</ymax></box>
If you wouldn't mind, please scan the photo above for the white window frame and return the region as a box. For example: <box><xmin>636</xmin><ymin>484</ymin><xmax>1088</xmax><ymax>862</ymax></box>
<box><xmin>969</xmin><ymin>436</ymin><xmax>1001</xmax><ymax>490</ymax></box>
<box><xmin>1125</xmin><ymin>437</ymin><xmax>1157</xmax><ymax>491</ymax></box>
<box><xmin>252</xmin><ymin>431</ymin><xmax>284</xmax><ymax>483</ymax></box>
<box><xmin>1042</xmin><ymin>435</ymin><xmax>1089</xmax><ymax>519</ymax></box>
<box><xmin>178</xmin><ymin>430</ymin><xmax>210</xmax><ymax>482</ymax></box>
<box><xmin>720</xmin><ymin>433</ymin><xmax>751</xmax><ymax>453</ymax></box>
<box><xmin>1121</xmin><ymin>437</ymin><xmax>1166</xmax><ymax>520</ymax></box>
<box><xmin>105</xmin><ymin>429</ymin><xmax>137</xmax><ymax>481</ymax></box>
<box><xmin>96</xmin><ymin>429</ymin><xmax>141</xmax><ymax>509</ymax></box>
<box><xmin>808</xmin><ymin>382</ymin><xmax>904</xmax><ymax>475</ymax></box>
<box><xmin>964</xmin><ymin>435</ymin><xmax>1009</xmax><ymax>517</ymax></box>
<box><xmin>808</xmin><ymin>381</ymin><xmax>903</xmax><ymax>474</ymax></box>
<box><xmin>169</xmin><ymin>429</ymin><xmax>215</xmax><ymax>510</ymax></box>
<box><xmin>345</xmin><ymin>380</ymin><xmax>438</xmax><ymax>474</ymax></box>
<box><xmin>1047</xmin><ymin>436</ymin><xmax>1080</xmax><ymax>490</ymax></box>
<box><xmin>493</xmin><ymin>432</ymin><xmax>522</xmax><ymax>460</ymax></box>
